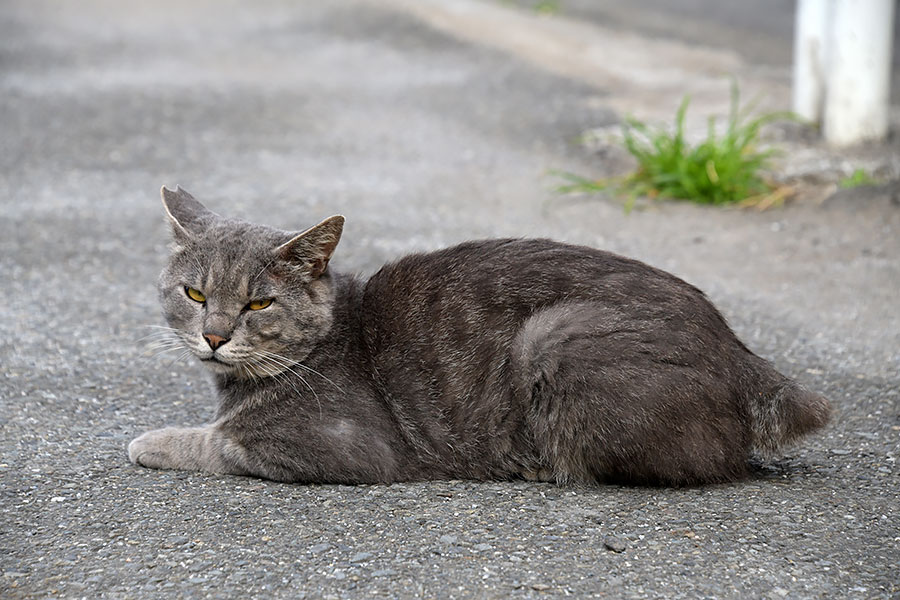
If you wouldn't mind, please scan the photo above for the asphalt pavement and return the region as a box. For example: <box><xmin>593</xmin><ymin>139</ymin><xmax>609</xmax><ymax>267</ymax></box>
<box><xmin>1</xmin><ymin>0</ymin><xmax>898</xmax><ymax>598</ymax></box>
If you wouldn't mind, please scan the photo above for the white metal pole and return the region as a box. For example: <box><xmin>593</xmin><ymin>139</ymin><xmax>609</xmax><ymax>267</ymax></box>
<box><xmin>793</xmin><ymin>0</ymin><xmax>831</xmax><ymax>123</ymax></box>
<box><xmin>824</xmin><ymin>0</ymin><xmax>895</xmax><ymax>146</ymax></box>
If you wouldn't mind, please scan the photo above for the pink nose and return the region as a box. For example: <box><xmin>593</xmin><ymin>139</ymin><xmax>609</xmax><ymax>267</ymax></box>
<box><xmin>203</xmin><ymin>333</ymin><xmax>229</xmax><ymax>350</ymax></box>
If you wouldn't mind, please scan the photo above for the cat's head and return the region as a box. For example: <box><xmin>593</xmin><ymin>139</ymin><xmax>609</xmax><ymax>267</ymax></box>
<box><xmin>157</xmin><ymin>186</ymin><xmax>344</xmax><ymax>378</ymax></box>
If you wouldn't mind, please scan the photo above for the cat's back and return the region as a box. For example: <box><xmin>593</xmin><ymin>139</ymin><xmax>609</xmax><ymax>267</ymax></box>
<box><xmin>359</xmin><ymin>238</ymin><xmax>716</xmax><ymax>342</ymax></box>
<box><xmin>364</xmin><ymin>238</ymin><xmax>702</xmax><ymax>313</ymax></box>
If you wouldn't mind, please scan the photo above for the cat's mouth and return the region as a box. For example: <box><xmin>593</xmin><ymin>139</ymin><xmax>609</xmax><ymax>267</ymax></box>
<box><xmin>197</xmin><ymin>351</ymin><xmax>287</xmax><ymax>379</ymax></box>
<box><xmin>199</xmin><ymin>354</ymin><xmax>241</xmax><ymax>375</ymax></box>
<box><xmin>201</xmin><ymin>355</ymin><xmax>231</xmax><ymax>366</ymax></box>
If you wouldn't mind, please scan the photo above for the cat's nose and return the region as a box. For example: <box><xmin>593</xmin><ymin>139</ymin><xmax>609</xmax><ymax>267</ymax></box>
<box><xmin>203</xmin><ymin>332</ymin><xmax>230</xmax><ymax>351</ymax></box>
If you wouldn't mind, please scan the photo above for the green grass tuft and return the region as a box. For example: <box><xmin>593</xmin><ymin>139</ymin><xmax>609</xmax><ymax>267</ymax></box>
<box><xmin>839</xmin><ymin>168</ymin><xmax>879</xmax><ymax>189</ymax></box>
<box><xmin>500</xmin><ymin>0</ymin><xmax>562</xmax><ymax>15</ymax></box>
<box><xmin>533</xmin><ymin>0</ymin><xmax>561</xmax><ymax>15</ymax></box>
<box><xmin>557</xmin><ymin>83</ymin><xmax>793</xmax><ymax>210</ymax></box>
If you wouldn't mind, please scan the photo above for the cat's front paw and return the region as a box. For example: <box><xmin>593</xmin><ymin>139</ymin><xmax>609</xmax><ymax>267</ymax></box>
<box><xmin>128</xmin><ymin>428</ymin><xmax>178</xmax><ymax>470</ymax></box>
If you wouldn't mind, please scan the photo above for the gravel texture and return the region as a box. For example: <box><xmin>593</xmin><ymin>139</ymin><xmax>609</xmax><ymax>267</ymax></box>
<box><xmin>1</xmin><ymin>1</ymin><xmax>898</xmax><ymax>598</ymax></box>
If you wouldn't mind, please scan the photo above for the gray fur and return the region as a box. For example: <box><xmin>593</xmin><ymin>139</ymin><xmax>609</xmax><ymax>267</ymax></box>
<box><xmin>129</xmin><ymin>187</ymin><xmax>831</xmax><ymax>486</ymax></box>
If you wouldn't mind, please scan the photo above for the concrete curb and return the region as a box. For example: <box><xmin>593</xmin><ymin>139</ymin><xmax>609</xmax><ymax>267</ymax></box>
<box><xmin>371</xmin><ymin>0</ymin><xmax>788</xmax><ymax>125</ymax></box>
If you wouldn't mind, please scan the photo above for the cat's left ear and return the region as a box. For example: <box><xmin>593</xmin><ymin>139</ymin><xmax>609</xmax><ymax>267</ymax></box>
<box><xmin>275</xmin><ymin>215</ymin><xmax>345</xmax><ymax>279</ymax></box>
<box><xmin>160</xmin><ymin>185</ymin><xmax>218</xmax><ymax>242</ymax></box>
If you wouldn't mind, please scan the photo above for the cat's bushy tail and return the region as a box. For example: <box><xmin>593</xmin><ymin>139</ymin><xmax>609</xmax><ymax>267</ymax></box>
<box><xmin>747</xmin><ymin>360</ymin><xmax>832</xmax><ymax>454</ymax></box>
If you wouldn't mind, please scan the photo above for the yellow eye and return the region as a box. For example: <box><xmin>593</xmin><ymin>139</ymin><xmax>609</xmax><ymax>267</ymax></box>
<box><xmin>185</xmin><ymin>287</ymin><xmax>206</xmax><ymax>303</ymax></box>
<box><xmin>247</xmin><ymin>298</ymin><xmax>273</xmax><ymax>311</ymax></box>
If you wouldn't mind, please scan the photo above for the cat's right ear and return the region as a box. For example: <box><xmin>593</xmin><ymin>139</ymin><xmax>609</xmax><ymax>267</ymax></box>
<box><xmin>275</xmin><ymin>215</ymin><xmax>345</xmax><ymax>279</ymax></box>
<box><xmin>160</xmin><ymin>186</ymin><xmax>216</xmax><ymax>243</ymax></box>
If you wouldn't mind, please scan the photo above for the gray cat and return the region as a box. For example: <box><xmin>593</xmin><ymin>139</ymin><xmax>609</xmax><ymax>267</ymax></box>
<box><xmin>129</xmin><ymin>186</ymin><xmax>831</xmax><ymax>486</ymax></box>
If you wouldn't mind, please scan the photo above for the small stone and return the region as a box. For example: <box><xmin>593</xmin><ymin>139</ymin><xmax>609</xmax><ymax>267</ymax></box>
<box><xmin>349</xmin><ymin>552</ymin><xmax>372</xmax><ymax>563</ymax></box>
<box><xmin>604</xmin><ymin>536</ymin><xmax>627</xmax><ymax>553</ymax></box>
<box><xmin>438</xmin><ymin>535</ymin><xmax>457</xmax><ymax>545</ymax></box>
<box><xmin>531</xmin><ymin>583</ymin><xmax>552</xmax><ymax>591</ymax></box>
<box><xmin>473</xmin><ymin>543</ymin><xmax>492</xmax><ymax>552</ymax></box>
<box><xmin>308</xmin><ymin>543</ymin><xmax>331</xmax><ymax>554</ymax></box>
<box><xmin>372</xmin><ymin>569</ymin><xmax>397</xmax><ymax>577</ymax></box>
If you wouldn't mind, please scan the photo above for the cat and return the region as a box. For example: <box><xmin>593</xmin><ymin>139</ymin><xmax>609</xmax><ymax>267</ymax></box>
<box><xmin>128</xmin><ymin>186</ymin><xmax>831</xmax><ymax>486</ymax></box>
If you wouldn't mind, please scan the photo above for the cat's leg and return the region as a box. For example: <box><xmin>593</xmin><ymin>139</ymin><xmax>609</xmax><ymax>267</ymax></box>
<box><xmin>512</xmin><ymin>302</ymin><xmax>750</xmax><ymax>486</ymax></box>
<box><xmin>128</xmin><ymin>425</ymin><xmax>249</xmax><ymax>476</ymax></box>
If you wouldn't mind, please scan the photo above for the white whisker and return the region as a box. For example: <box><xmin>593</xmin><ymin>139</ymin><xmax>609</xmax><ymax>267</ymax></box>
<box><xmin>256</xmin><ymin>349</ymin><xmax>345</xmax><ymax>394</ymax></box>
<box><xmin>247</xmin><ymin>350</ymin><xmax>323</xmax><ymax>419</ymax></box>
<box><xmin>160</xmin><ymin>349</ymin><xmax>192</xmax><ymax>368</ymax></box>
<box><xmin>146</xmin><ymin>345</ymin><xmax>186</xmax><ymax>359</ymax></box>
<box><xmin>135</xmin><ymin>325</ymin><xmax>196</xmax><ymax>367</ymax></box>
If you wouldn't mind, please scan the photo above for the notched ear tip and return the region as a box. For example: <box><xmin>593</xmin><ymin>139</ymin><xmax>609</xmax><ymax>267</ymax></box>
<box><xmin>161</xmin><ymin>185</ymin><xmax>194</xmax><ymax>200</ymax></box>
<box><xmin>159</xmin><ymin>185</ymin><xmax>204</xmax><ymax>240</ymax></box>
<box><xmin>160</xmin><ymin>185</ymin><xmax>185</xmax><ymax>206</ymax></box>
<box><xmin>160</xmin><ymin>185</ymin><xmax>205</xmax><ymax>215</ymax></box>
